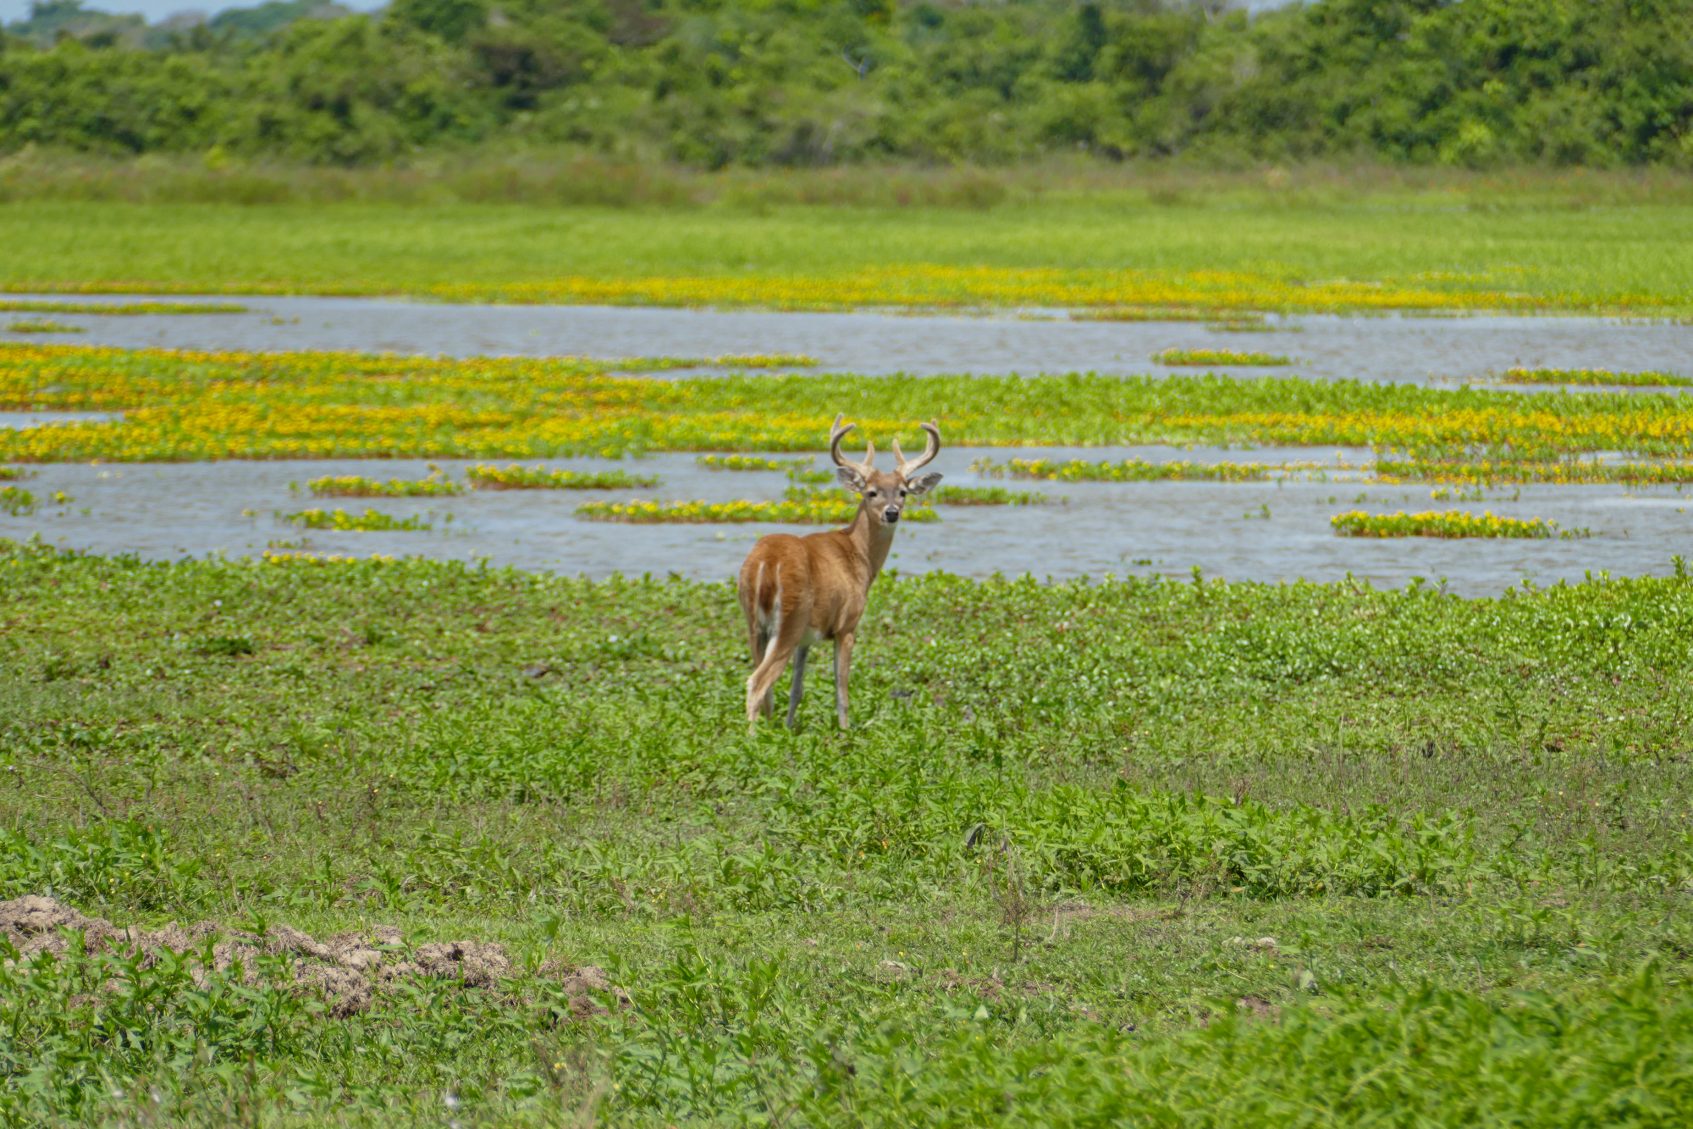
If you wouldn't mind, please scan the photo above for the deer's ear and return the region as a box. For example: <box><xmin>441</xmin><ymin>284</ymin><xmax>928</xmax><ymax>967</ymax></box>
<box><xmin>905</xmin><ymin>472</ymin><xmax>942</xmax><ymax>496</ymax></box>
<box><xmin>836</xmin><ymin>466</ymin><xmax>867</xmax><ymax>492</ymax></box>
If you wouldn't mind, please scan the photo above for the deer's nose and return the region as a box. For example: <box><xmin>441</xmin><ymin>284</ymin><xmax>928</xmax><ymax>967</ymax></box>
<box><xmin>884</xmin><ymin>507</ymin><xmax>900</xmax><ymax>523</ymax></box>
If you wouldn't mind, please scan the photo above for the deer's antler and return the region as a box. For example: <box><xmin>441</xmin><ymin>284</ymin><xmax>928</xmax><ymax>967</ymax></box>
<box><xmin>892</xmin><ymin>421</ymin><xmax>941</xmax><ymax>476</ymax></box>
<box><xmin>829</xmin><ymin>413</ymin><xmax>875</xmax><ymax>474</ymax></box>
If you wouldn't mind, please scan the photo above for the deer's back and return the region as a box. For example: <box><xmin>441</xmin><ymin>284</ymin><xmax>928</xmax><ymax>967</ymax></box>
<box><xmin>738</xmin><ymin>530</ymin><xmax>869</xmax><ymax>638</ymax></box>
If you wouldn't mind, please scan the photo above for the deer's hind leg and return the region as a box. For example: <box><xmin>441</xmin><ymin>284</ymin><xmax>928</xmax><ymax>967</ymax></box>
<box><xmin>746</xmin><ymin>619</ymin><xmax>775</xmax><ymax>719</ymax></box>
<box><xmin>746</xmin><ymin>611</ymin><xmax>809</xmax><ymax>729</ymax></box>
<box><xmin>785</xmin><ymin>645</ymin><xmax>810</xmax><ymax>729</ymax></box>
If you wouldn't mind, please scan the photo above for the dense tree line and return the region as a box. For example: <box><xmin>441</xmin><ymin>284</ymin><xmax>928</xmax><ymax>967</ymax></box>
<box><xmin>1</xmin><ymin>0</ymin><xmax>1689</xmax><ymax>168</ymax></box>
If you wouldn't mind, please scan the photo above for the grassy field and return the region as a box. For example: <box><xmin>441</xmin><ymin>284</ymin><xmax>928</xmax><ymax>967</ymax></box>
<box><xmin>3</xmin><ymin>542</ymin><xmax>1691</xmax><ymax>1124</ymax></box>
<box><xmin>3</xmin><ymin>171</ymin><xmax>1693</xmax><ymax>313</ymax></box>
<box><xmin>5</xmin><ymin>162</ymin><xmax>1692</xmax><ymax>1123</ymax></box>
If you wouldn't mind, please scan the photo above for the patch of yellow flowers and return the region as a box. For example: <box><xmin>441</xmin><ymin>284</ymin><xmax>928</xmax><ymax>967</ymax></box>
<box><xmin>1375</xmin><ymin>458</ymin><xmax>1693</xmax><ymax>485</ymax></box>
<box><xmin>426</xmin><ymin>265</ymin><xmax>1572</xmax><ymax>315</ymax></box>
<box><xmin>6</xmin><ymin>344</ymin><xmax>1693</xmax><ymax>471</ymax></box>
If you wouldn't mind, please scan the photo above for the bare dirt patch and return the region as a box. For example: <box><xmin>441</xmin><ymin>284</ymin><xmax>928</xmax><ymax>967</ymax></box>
<box><xmin>0</xmin><ymin>895</ymin><xmax>620</xmax><ymax>1019</ymax></box>
<box><xmin>937</xmin><ymin>969</ymin><xmax>1062</xmax><ymax>1001</ymax></box>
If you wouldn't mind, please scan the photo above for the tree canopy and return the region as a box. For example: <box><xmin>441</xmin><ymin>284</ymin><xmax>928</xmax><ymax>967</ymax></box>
<box><xmin>2</xmin><ymin>0</ymin><xmax>1689</xmax><ymax>167</ymax></box>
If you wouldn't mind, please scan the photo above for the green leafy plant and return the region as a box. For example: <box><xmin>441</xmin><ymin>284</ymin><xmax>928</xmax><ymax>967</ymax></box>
<box><xmin>466</xmin><ymin>464</ymin><xmax>659</xmax><ymax>490</ymax></box>
<box><xmin>1330</xmin><ymin>510</ymin><xmax>1581</xmax><ymax>539</ymax></box>
<box><xmin>284</xmin><ymin>507</ymin><xmax>431</xmax><ymax>531</ymax></box>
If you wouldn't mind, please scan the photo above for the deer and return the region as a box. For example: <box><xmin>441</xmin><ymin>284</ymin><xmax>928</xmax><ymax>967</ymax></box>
<box><xmin>737</xmin><ymin>414</ymin><xmax>942</xmax><ymax>731</ymax></box>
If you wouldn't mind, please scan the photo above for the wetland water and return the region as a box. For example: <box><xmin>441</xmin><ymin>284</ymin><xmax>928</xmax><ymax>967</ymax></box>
<box><xmin>4</xmin><ymin>293</ymin><xmax>1693</xmax><ymax>384</ymax></box>
<box><xmin>4</xmin><ymin>297</ymin><xmax>1690</xmax><ymax>592</ymax></box>
<box><xmin>6</xmin><ymin>449</ymin><xmax>1688</xmax><ymax>595</ymax></box>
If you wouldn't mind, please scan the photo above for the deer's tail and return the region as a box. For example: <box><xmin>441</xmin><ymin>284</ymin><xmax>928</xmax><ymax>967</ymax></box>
<box><xmin>738</xmin><ymin>556</ymin><xmax>782</xmax><ymax>661</ymax></box>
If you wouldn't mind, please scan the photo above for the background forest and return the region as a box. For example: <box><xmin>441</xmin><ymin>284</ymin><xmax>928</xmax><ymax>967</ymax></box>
<box><xmin>2</xmin><ymin>0</ymin><xmax>1690</xmax><ymax>168</ymax></box>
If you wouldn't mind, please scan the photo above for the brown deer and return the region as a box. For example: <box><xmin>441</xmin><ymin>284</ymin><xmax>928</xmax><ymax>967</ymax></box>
<box><xmin>737</xmin><ymin>414</ymin><xmax>942</xmax><ymax>730</ymax></box>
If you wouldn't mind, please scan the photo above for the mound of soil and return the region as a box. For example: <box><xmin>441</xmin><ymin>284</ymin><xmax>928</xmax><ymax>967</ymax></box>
<box><xmin>0</xmin><ymin>895</ymin><xmax>618</xmax><ymax>1019</ymax></box>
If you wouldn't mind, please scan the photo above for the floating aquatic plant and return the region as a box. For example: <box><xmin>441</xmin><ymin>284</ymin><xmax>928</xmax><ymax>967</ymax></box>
<box><xmin>466</xmin><ymin>464</ymin><xmax>659</xmax><ymax>490</ymax></box>
<box><xmin>304</xmin><ymin>473</ymin><xmax>462</xmax><ymax>497</ymax></box>
<box><xmin>697</xmin><ymin>454</ymin><xmax>803</xmax><ymax>472</ymax></box>
<box><xmin>7</xmin><ymin>320</ymin><xmax>83</xmax><ymax>334</ymax></box>
<box><xmin>577</xmin><ymin>497</ymin><xmax>941</xmax><ymax>524</ymax></box>
<box><xmin>973</xmin><ymin>457</ymin><xmax>1286</xmax><ymax>482</ymax></box>
<box><xmin>8</xmin><ymin>344</ymin><xmax>1693</xmax><ymax>466</ymax></box>
<box><xmin>1499</xmin><ymin>368</ymin><xmax>1692</xmax><ymax>388</ymax></box>
<box><xmin>926</xmin><ymin>485</ymin><xmax>1049</xmax><ymax>506</ymax></box>
<box><xmin>285</xmin><ymin>508</ymin><xmax>432</xmax><ymax>532</ymax></box>
<box><xmin>0</xmin><ymin>485</ymin><xmax>35</xmax><ymax>514</ymax></box>
<box><xmin>1330</xmin><ymin>510</ymin><xmax>1582</xmax><ymax>539</ymax></box>
<box><xmin>0</xmin><ymin>300</ymin><xmax>247</xmax><ymax>316</ymax></box>
<box><xmin>1153</xmin><ymin>348</ymin><xmax>1291</xmax><ymax>366</ymax></box>
<box><xmin>1205</xmin><ymin>315</ymin><xmax>1286</xmax><ymax>333</ymax></box>
<box><xmin>705</xmin><ymin>353</ymin><xmax>820</xmax><ymax>369</ymax></box>
<box><xmin>1375</xmin><ymin>458</ymin><xmax>1693</xmax><ymax>485</ymax></box>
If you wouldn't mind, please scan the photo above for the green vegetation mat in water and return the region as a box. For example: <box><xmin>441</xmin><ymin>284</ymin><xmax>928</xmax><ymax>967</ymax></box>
<box><xmin>303</xmin><ymin>473</ymin><xmax>462</xmax><ymax>498</ymax></box>
<box><xmin>465</xmin><ymin>464</ymin><xmax>660</xmax><ymax>490</ymax></box>
<box><xmin>283</xmin><ymin>507</ymin><xmax>432</xmax><ymax>532</ymax></box>
<box><xmin>1</xmin><ymin>542</ymin><xmax>1690</xmax><ymax>1124</ymax></box>
<box><xmin>1501</xmin><ymin>368</ymin><xmax>1693</xmax><ymax>388</ymax></box>
<box><xmin>1330</xmin><ymin>510</ymin><xmax>1578</xmax><ymax>539</ymax></box>
<box><xmin>5</xmin><ymin>319</ymin><xmax>83</xmax><ymax>334</ymax></box>
<box><xmin>7</xmin><ymin>344</ymin><xmax>1693</xmax><ymax>466</ymax></box>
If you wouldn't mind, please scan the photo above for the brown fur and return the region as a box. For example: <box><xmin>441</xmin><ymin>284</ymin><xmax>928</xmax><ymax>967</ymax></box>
<box><xmin>737</xmin><ymin>417</ymin><xmax>941</xmax><ymax>730</ymax></box>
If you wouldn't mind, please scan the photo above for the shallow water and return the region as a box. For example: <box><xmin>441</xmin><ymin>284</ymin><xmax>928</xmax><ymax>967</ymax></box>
<box><xmin>5</xmin><ymin>297</ymin><xmax>1689</xmax><ymax>591</ymax></box>
<box><xmin>7</xmin><ymin>448</ymin><xmax>1687</xmax><ymax>595</ymax></box>
<box><xmin>0</xmin><ymin>410</ymin><xmax>119</xmax><ymax>429</ymax></box>
<box><xmin>4</xmin><ymin>294</ymin><xmax>1692</xmax><ymax>385</ymax></box>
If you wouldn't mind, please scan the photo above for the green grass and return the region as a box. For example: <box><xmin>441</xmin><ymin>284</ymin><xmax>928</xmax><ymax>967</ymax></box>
<box><xmin>2</xmin><ymin>542</ymin><xmax>1691</xmax><ymax>1123</ymax></box>
<box><xmin>4</xmin><ymin>179</ymin><xmax>1693</xmax><ymax>313</ymax></box>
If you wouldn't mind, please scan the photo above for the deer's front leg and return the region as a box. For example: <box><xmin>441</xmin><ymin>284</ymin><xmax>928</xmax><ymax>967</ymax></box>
<box><xmin>833</xmin><ymin>631</ymin><xmax>856</xmax><ymax>731</ymax></box>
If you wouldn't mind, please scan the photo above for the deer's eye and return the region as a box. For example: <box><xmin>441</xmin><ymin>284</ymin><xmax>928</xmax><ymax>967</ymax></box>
<box><xmin>867</xmin><ymin>489</ymin><xmax>878</xmax><ymax>497</ymax></box>
<box><xmin>900</xmin><ymin>489</ymin><xmax>908</xmax><ymax>497</ymax></box>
